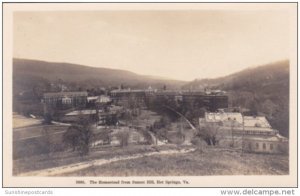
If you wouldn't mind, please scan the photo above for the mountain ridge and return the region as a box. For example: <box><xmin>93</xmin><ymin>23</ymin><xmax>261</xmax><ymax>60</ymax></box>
<box><xmin>13</xmin><ymin>58</ymin><xmax>186</xmax><ymax>93</ymax></box>
<box><xmin>183</xmin><ymin>60</ymin><xmax>289</xmax><ymax>90</ymax></box>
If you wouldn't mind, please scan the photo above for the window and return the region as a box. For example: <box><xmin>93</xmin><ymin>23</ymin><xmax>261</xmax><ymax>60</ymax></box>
<box><xmin>270</xmin><ymin>144</ymin><xmax>273</xmax><ymax>150</ymax></box>
<box><xmin>263</xmin><ymin>143</ymin><xmax>266</xmax><ymax>150</ymax></box>
<box><xmin>256</xmin><ymin>143</ymin><xmax>259</xmax><ymax>149</ymax></box>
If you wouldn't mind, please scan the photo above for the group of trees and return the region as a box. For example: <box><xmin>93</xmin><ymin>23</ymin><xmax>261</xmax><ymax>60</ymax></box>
<box><xmin>196</xmin><ymin>123</ymin><xmax>220</xmax><ymax>146</ymax></box>
<box><xmin>146</xmin><ymin>94</ymin><xmax>208</xmax><ymax>128</ymax></box>
<box><xmin>149</xmin><ymin>116</ymin><xmax>171</xmax><ymax>140</ymax></box>
<box><xmin>184</xmin><ymin>107</ymin><xmax>207</xmax><ymax>127</ymax></box>
<box><xmin>62</xmin><ymin>114</ymin><xmax>95</xmax><ymax>156</ymax></box>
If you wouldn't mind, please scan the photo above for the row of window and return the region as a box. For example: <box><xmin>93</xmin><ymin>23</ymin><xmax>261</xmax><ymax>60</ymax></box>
<box><xmin>232</xmin><ymin>130</ymin><xmax>275</xmax><ymax>136</ymax></box>
<box><xmin>247</xmin><ymin>142</ymin><xmax>276</xmax><ymax>151</ymax></box>
<box><xmin>43</xmin><ymin>98</ymin><xmax>86</xmax><ymax>104</ymax></box>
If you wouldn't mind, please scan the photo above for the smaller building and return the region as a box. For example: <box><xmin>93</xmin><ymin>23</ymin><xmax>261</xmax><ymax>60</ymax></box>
<box><xmin>62</xmin><ymin>105</ymin><xmax>124</xmax><ymax>126</ymax></box>
<box><xmin>96</xmin><ymin>95</ymin><xmax>112</xmax><ymax>104</ymax></box>
<box><xmin>199</xmin><ymin>112</ymin><xmax>288</xmax><ymax>154</ymax></box>
<box><xmin>62</xmin><ymin>109</ymin><xmax>98</xmax><ymax>123</ymax></box>
<box><xmin>87</xmin><ymin>95</ymin><xmax>111</xmax><ymax>104</ymax></box>
<box><xmin>242</xmin><ymin>134</ymin><xmax>288</xmax><ymax>154</ymax></box>
<box><xmin>87</xmin><ymin>95</ymin><xmax>112</xmax><ymax>108</ymax></box>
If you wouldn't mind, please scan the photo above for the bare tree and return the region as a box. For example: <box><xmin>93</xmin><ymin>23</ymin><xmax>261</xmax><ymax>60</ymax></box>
<box><xmin>198</xmin><ymin>123</ymin><xmax>220</xmax><ymax>146</ymax></box>
<box><xmin>63</xmin><ymin>112</ymin><xmax>94</xmax><ymax>156</ymax></box>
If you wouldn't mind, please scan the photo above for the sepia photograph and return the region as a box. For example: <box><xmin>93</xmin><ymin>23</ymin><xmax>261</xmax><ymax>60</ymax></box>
<box><xmin>2</xmin><ymin>2</ymin><xmax>298</xmax><ymax>187</ymax></box>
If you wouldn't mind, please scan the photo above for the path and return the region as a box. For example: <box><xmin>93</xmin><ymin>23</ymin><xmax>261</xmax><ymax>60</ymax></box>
<box><xmin>18</xmin><ymin>148</ymin><xmax>196</xmax><ymax>176</ymax></box>
<box><xmin>163</xmin><ymin>105</ymin><xmax>196</xmax><ymax>130</ymax></box>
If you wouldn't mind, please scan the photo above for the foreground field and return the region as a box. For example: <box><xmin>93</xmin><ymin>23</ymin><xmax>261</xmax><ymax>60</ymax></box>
<box><xmin>61</xmin><ymin>147</ymin><xmax>289</xmax><ymax>176</ymax></box>
<box><xmin>13</xmin><ymin>124</ymin><xmax>69</xmax><ymax>159</ymax></box>
<box><xmin>14</xmin><ymin>145</ymin><xmax>288</xmax><ymax>176</ymax></box>
<box><xmin>14</xmin><ymin>145</ymin><xmax>182</xmax><ymax>175</ymax></box>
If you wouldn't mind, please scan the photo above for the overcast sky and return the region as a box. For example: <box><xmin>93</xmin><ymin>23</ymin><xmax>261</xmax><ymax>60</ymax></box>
<box><xmin>13</xmin><ymin>10</ymin><xmax>290</xmax><ymax>81</ymax></box>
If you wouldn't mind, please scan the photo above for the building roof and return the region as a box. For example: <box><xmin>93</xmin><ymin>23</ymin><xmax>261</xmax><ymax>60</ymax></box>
<box><xmin>203</xmin><ymin>112</ymin><xmax>272</xmax><ymax>128</ymax></box>
<box><xmin>87</xmin><ymin>95</ymin><xmax>111</xmax><ymax>103</ymax></box>
<box><xmin>243</xmin><ymin>134</ymin><xmax>288</xmax><ymax>142</ymax></box>
<box><xmin>65</xmin><ymin>109</ymin><xmax>96</xmax><ymax>116</ymax></box>
<box><xmin>96</xmin><ymin>95</ymin><xmax>112</xmax><ymax>103</ymax></box>
<box><xmin>111</xmin><ymin>89</ymin><xmax>155</xmax><ymax>94</ymax></box>
<box><xmin>87</xmin><ymin>96</ymin><xmax>99</xmax><ymax>101</ymax></box>
<box><xmin>201</xmin><ymin>112</ymin><xmax>276</xmax><ymax>133</ymax></box>
<box><xmin>243</xmin><ymin>116</ymin><xmax>271</xmax><ymax>128</ymax></box>
<box><xmin>200</xmin><ymin>112</ymin><xmax>287</xmax><ymax>141</ymax></box>
<box><xmin>65</xmin><ymin>105</ymin><xmax>123</xmax><ymax>116</ymax></box>
<box><xmin>204</xmin><ymin>112</ymin><xmax>243</xmax><ymax>124</ymax></box>
<box><xmin>44</xmin><ymin>91</ymin><xmax>88</xmax><ymax>98</ymax></box>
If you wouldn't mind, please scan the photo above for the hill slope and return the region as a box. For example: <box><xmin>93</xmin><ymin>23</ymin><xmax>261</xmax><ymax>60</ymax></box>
<box><xmin>183</xmin><ymin>60</ymin><xmax>290</xmax><ymax>137</ymax></box>
<box><xmin>13</xmin><ymin>58</ymin><xmax>185</xmax><ymax>94</ymax></box>
<box><xmin>183</xmin><ymin>60</ymin><xmax>289</xmax><ymax>91</ymax></box>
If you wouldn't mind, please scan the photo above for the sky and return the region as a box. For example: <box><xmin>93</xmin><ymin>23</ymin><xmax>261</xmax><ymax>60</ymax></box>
<box><xmin>13</xmin><ymin>10</ymin><xmax>290</xmax><ymax>81</ymax></box>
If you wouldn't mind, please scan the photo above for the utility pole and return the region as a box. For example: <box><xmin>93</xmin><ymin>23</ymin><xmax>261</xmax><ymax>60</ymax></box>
<box><xmin>241</xmin><ymin>110</ymin><xmax>245</xmax><ymax>156</ymax></box>
<box><xmin>231</xmin><ymin>120</ymin><xmax>234</xmax><ymax>148</ymax></box>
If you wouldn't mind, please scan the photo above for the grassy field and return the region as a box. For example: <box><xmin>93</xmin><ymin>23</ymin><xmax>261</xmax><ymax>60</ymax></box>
<box><xmin>60</xmin><ymin>147</ymin><xmax>289</xmax><ymax>176</ymax></box>
<box><xmin>13</xmin><ymin>114</ymin><xmax>43</xmax><ymax>128</ymax></box>
<box><xmin>13</xmin><ymin>124</ymin><xmax>69</xmax><ymax>159</ymax></box>
<box><xmin>13</xmin><ymin>144</ymin><xmax>183</xmax><ymax>175</ymax></box>
<box><xmin>16</xmin><ymin>145</ymin><xmax>287</xmax><ymax>177</ymax></box>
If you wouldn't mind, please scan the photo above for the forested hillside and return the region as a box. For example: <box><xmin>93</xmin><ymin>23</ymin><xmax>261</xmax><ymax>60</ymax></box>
<box><xmin>13</xmin><ymin>58</ymin><xmax>185</xmax><ymax>95</ymax></box>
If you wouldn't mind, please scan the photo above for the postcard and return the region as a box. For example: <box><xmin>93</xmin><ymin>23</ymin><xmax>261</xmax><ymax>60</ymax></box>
<box><xmin>2</xmin><ymin>2</ymin><xmax>297</xmax><ymax>187</ymax></box>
